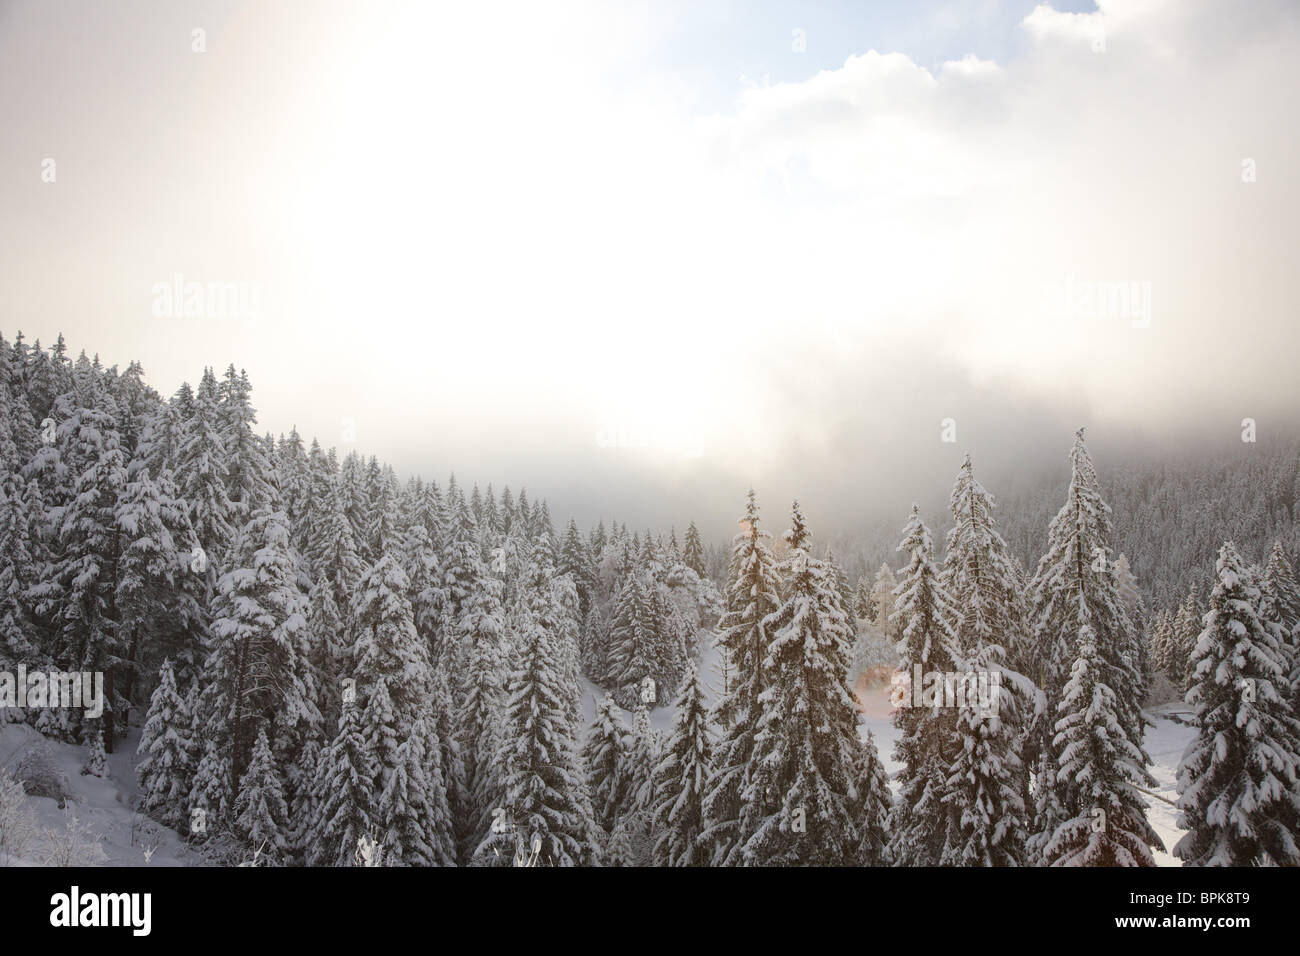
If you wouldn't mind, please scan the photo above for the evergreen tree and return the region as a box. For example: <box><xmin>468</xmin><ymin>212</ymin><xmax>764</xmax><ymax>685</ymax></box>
<box><xmin>309</xmin><ymin>699</ymin><xmax>376</xmax><ymax>866</ymax></box>
<box><xmin>682</xmin><ymin>521</ymin><xmax>706</xmax><ymax>579</ymax></box>
<box><xmin>651</xmin><ymin>659</ymin><xmax>713</xmax><ymax>866</ymax></box>
<box><xmin>1174</xmin><ymin>543</ymin><xmax>1300</xmax><ymax>866</ymax></box>
<box><xmin>473</xmin><ymin>550</ymin><xmax>598</xmax><ymax>867</ymax></box>
<box><xmin>701</xmin><ymin>490</ymin><xmax>782</xmax><ymax>866</ymax></box>
<box><xmin>136</xmin><ymin>659</ymin><xmax>195</xmax><ymax>828</ymax></box>
<box><xmin>378</xmin><ymin>715</ymin><xmax>455</xmax><ymax>866</ymax></box>
<box><xmin>31</xmin><ymin>397</ymin><xmax>127</xmax><ymax>744</ymax></box>
<box><xmin>1170</xmin><ymin>586</ymin><xmax>1201</xmax><ymax>692</ymax></box>
<box><xmin>233</xmin><ymin>727</ymin><xmax>289</xmax><ymax>861</ymax></box>
<box><xmin>1025</xmin><ymin>430</ymin><xmax>1152</xmax><ymax>854</ymax></box>
<box><xmin>174</xmin><ymin>369</ymin><xmax>237</xmax><ymax>598</ymax></box>
<box><xmin>888</xmin><ymin>505</ymin><xmax>962</xmax><ymax>866</ymax></box>
<box><xmin>854</xmin><ymin>730</ymin><xmax>893</xmax><ymax>866</ymax></box>
<box><xmin>739</xmin><ymin>503</ymin><xmax>863</xmax><ymax>865</ymax></box>
<box><xmin>196</xmin><ymin>508</ymin><xmax>315</xmax><ymax>801</ymax></box>
<box><xmin>218</xmin><ymin>366</ymin><xmax>274</xmax><ymax>518</ymax></box>
<box><xmin>1262</xmin><ymin>542</ymin><xmax>1300</xmax><ymax>712</ymax></box>
<box><xmin>582</xmin><ymin>693</ymin><xmax>628</xmax><ymax>836</ymax></box>
<box><xmin>349</xmin><ymin>550</ymin><xmax>436</xmax><ymax>815</ymax></box>
<box><xmin>115</xmin><ymin>466</ymin><xmax>200</xmax><ymax>726</ymax></box>
<box><xmin>1041</xmin><ymin>625</ymin><xmax>1161</xmax><ymax>866</ymax></box>
<box><xmin>940</xmin><ymin>455</ymin><xmax>1030</xmax><ymax>864</ymax></box>
<box><xmin>189</xmin><ymin>738</ymin><xmax>232</xmax><ymax>833</ymax></box>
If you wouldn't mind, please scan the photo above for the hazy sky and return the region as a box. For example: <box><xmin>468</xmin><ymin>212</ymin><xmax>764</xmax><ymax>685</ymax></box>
<box><xmin>3</xmin><ymin>0</ymin><xmax>1297</xmax><ymax>541</ymax></box>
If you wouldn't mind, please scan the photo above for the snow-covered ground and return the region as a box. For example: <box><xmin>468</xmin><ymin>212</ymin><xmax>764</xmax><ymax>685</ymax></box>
<box><xmin>1</xmin><ymin>721</ymin><xmax>193</xmax><ymax>867</ymax></box>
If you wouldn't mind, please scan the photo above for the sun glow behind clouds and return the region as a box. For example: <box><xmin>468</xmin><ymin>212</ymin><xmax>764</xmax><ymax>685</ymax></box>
<box><xmin>257</xmin><ymin>0</ymin><xmax>1299</xmax><ymax>478</ymax></box>
<box><xmin>3</xmin><ymin>0</ymin><xmax>1298</xmax><ymax>512</ymax></box>
<box><xmin>269</xmin><ymin>0</ymin><xmax>775</xmax><ymax>468</ymax></box>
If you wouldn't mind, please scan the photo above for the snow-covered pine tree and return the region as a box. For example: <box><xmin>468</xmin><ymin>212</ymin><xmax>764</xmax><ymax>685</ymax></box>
<box><xmin>30</xmin><ymin>394</ymin><xmax>127</xmax><ymax>745</ymax></box>
<box><xmin>1170</xmin><ymin>586</ymin><xmax>1201</xmax><ymax>691</ymax></box>
<box><xmin>378</xmin><ymin>714</ymin><xmax>455</xmax><ymax>866</ymax></box>
<box><xmin>430</xmin><ymin>664</ymin><xmax>470</xmax><ymax>861</ymax></box>
<box><xmin>610</xmin><ymin>700</ymin><xmax>659</xmax><ymax>864</ymax></box>
<box><xmin>739</xmin><ymin>503</ymin><xmax>863</xmax><ymax>865</ymax></box>
<box><xmin>233</xmin><ymin>727</ymin><xmax>289</xmax><ymax>862</ymax></box>
<box><xmin>582</xmin><ymin>693</ymin><xmax>629</xmax><ymax>836</ymax></box>
<box><xmin>1174</xmin><ymin>542</ymin><xmax>1300</xmax><ymax>866</ymax></box>
<box><xmin>349</xmin><ymin>550</ymin><xmax>438</xmax><ymax>829</ymax></box>
<box><xmin>189</xmin><ymin>738</ymin><xmax>232</xmax><ymax>834</ymax></box>
<box><xmin>1027</xmin><ymin>431</ymin><xmax>1144</xmax><ymax>724</ymax></box>
<box><xmin>136</xmin><ymin>659</ymin><xmax>195</xmax><ymax>828</ymax></box>
<box><xmin>473</xmin><ymin>544</ymin><xmax>599</xmax><ymax>867</ymax></box>
<box><xmin>607</xmin><ymin>562</ymin><xmax>658</xmax><ymax>709</ymax></box>
<box><xmin>1262</xmin><ymin>541</ymin><xmax>1300</xmax><ymax>712</ymax></box>
<box><xmin>1112</xmin><ymin>553</ymin><xmax>1150</xmax><ymax>698</ymax></box>
<box><xmin>308</xmin><ymin>697</ymin><xmax>377</xmax><ymax>866</ymax></box>
<box><xmin>940</xmin><ymin>646</ymin><xmax>1028</xmax><ymax>866</ymax></box>
<box><xmin>651</xmin><ymin>659</ymin><xmax>713</xmax><ymax>866</ymax></box>
<box><xmin>939</xmin><ymin>455</ymin><xmax>1030</xmax><ymax>865</ymax></box>
<box><xmin>682</xmin><ymin>521</ymin><xmax>706</xmax><ymax>579</ymax></box>
<box><xmin>888</xmin><ymin>505</ymin><xmax>962</xmax><ymax>867</ymax></box>
<box><xmin>604</xmin><ymin>814</ymin><xmax>638</xmax><ymax>867</ymax></box>
<box><xmin>1025</xmin><ymin>430</ymin><xmax>1152</xmax><ymax>855</ymax></box>
<box><xmin>854</xmin><ymin>730</ymin><xmax>893</xmax><ymax>866</ymax></box>
<box><xmin>1148</xmin><ymin>608</ymin><xmax>1173</xmax><ymax>681</ymax></box>
<box><xmin>455</xmin><ymin>567</ymin><xmax>510</xmax><ymax>857</ymax></box>
<box><xmin>943</xmin><ymin>455</ymin><xmax>1030</xmax><ymax>673</ymax></box>
<box><xmin>115</xmin><ymin>466</ymin><xmax>199</xmax><ymax>726</ymax></box>
<box><xmin>217</xmin><ymin>366</ymin><xmax>274</xmax><ymax>519</ymax></box>
<box><xmin>0</xmin><ymin>475</ymin><xmax>38</xmax><ymax>667</ymax></box>
<box><xmin>1041</xmin><ymin>624</ymin><xmax>1162</xmax><ymax>866</ymax></box>
<box><xmin>196</xmin><ymin>507</ymin><xmax>315</xmax><ymax>805</ymax></box>
<box><xmin>701</xmin><ymin>490</ymin><xmax>782</xmax><ymax>866</ymax></box>
<box><xmin>173</xmin><ymin>368</ymin><xmax>237</xmax><ymax>599</ymax></box>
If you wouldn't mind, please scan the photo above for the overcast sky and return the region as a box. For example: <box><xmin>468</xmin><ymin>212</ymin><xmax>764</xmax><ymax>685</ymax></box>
<box><xmin>2</xmin><ymin>0</ymin><xmax>1297</xmax><ymax>541</ymax></box>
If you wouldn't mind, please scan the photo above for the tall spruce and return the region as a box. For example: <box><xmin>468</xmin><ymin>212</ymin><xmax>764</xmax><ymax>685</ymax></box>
<box><xmin>701</xmin><ymin>490</ymin><xmax>782</xmax><ymax>865</ymax></box>
<box><xmin>888</xmin><ymin>505</ymin><xmax>962</xmax><ymax>866</ymax></box>
<box><xmin>739</xmin><ymin>503</ymin><xmax>862</xmax><ymax>865</ymax></box>
<box><xmin>1174</xmin><ymin>543</ymin><xmax>1300</xmax><ymax>866</ymax></box>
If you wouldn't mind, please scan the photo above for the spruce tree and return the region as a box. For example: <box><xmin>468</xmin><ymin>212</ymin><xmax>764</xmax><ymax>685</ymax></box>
<box><xmin>740</xmin><ymin>503</ymin><xmax>863</xmax><ymax>865</ymax></box>
<box><xmin>940</xmin><ymin>455</ymin><xmax>1030</xmax><ymax>865</ymax></box>
<box><xmin>1025</xmin><ymin>430</ymin><xmax>1153</xmax><ymax>856</ymax></box>
<box><xmin>854</xmin><ymin>730</ymin><xmax>893</xmax><ymax>866</ymax></box>
<box><xmin>1262</xmin><ymin>542</ymin><xmax>1300</xmax><ymax>713</ymax></box>
<box><xmin>888</xmin><ymin>505</ymin><xmax>962</xmax><ymax>866</ymax></box>
<box><xmin>233</xmin><ymin>727</ymin><xmax>289</xmax><ymax>862</ymax></box>
<box><xmin>136</xmin><ymin>659</ymin><xmax>195</xmax><ymax>828</ymax></box>
<box><xmin>1174</xmin><ymin>542</ymin><xmax>1300</xmax><ymax>866</ymax></box>
<box><xmin>582</xmin><ymin>693</ymin><xmax>629</xmax><ymax>836</ymax></box>
<box><xmin>378</xmin><ymin>714</ymin><xmax>455</xmax><ymax>866</ymax></box>
<box><xmin>310</xmin><ymin>698</ymin><xmax>376</xmax><ymax>866</ymax></box>
<box><xmin>473</xmin><ymin>548</ymin><xmax>598</xmax><ymax>866</ymax></box>
<box><xmin>651</xmin><ymin>659</ymin><xmax>713</xmax><ymax>866</ymax></box>
<box><xmin>682</xmin><ymin>521</ymin><xmax>706</xmax><ymax>579</ymax></box>
<box><xmin>196</xmin><ymin>508</ymin><xmax>315</xmax><ymax>801</ymax></box>
<box><xmin>701</xmin><ymin>490</ymin><xmax>782</xmax><ymax>865</ymax></box>
<box><xmin>1041</xmin><ymin>625</ymin><xmax>1161</xmax><ymax>866</ymax></box>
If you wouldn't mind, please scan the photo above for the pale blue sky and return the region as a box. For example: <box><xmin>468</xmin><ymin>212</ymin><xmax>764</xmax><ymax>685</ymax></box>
<box><xmin>637</xmin><ymin>0</ymin><xmax>1099</xmax><ymax>111</ymax></box>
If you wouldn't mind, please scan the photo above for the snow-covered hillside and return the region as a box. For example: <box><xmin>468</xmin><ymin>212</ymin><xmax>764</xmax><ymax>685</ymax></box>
<box><xmin>1</xmin><ymin>722</ymin><xmax>191</xmax><ymax>867</ymax></box>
